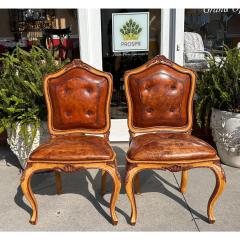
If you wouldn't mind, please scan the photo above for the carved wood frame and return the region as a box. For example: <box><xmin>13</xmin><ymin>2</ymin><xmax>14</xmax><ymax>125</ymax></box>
<box><xmin>124</xmin><ymin>55</ymin><xmax>226</xmax><ymax>225</ymax></box>
<box><xmin>21</xmin><ymin>160</ymin><xmax>121</xmax><ymax>225</ymax></box>
<box><xmin>125</xmin><ymin>160</ymin><xmax>226</xmax><ymax>225</ymax></box>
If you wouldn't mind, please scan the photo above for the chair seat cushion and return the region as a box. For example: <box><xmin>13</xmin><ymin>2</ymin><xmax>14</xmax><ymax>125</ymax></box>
<box><xmin>127</xmin><ymin>133</ymin><xmax>217</xmax><ymax>162</ymax></box>
<box><xmin>30</xmin><ymin>135</ymin><xmax>114</xmax><ymax>161</ymax></box>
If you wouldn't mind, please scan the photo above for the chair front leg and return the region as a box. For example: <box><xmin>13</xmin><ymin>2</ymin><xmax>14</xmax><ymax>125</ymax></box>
<box><xmin>180</xmin><ymin>170</ymin><xmax>188</xmax><ymax>193</ymax></box>
<box><xmin>125</xmin><ymin>162</ymin><xmax>139</xmax><ymax>225</ymax></box>
<box><xmin>21</xmin><ymin>163</ymin><xmax>38</xmax><ymax>225</ymax></box>
<box><xmin>103</xmin><ymin>162</ymin><xmax>121</xmax><ymax>225</ymax></box>
<box><xmin>207</xmin><ymin>162</ymin><xmax>226</xmax><ymax>223</ymax></box>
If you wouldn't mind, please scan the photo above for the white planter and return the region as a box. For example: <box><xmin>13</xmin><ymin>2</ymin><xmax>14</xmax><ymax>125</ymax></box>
<box><xmin>7</xmin><ymin>121</ymin><xmax>50</xmax><ymax>169</ymax></box>
<box><xmin>211</xmin><ymin>108</ymin><xmax>240</xmax><ymax>168</ymax></box>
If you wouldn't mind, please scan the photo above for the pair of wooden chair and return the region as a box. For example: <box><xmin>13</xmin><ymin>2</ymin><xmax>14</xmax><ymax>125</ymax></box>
<box><xmin>21</xmin><ymin>55</ymin><xmax>226</xmax><ymax>225</ymax></box>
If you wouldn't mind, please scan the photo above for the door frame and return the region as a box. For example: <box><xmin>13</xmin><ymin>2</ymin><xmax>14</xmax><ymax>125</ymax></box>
<box><xmin>170</xmin><ymin>9</ymin><xmax>185</xmax><ymax>65</ymax></box>
<box><xmin>77</xmin><ymin>8</ymin><xmax>184</xmax><ymax>141</ymax></box>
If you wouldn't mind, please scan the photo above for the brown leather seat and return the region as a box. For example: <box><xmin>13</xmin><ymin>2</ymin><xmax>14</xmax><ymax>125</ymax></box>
<box><xmin>127</xmin><ymin>133</ymin><xmax>217</xmax><ymax>162</ymax></box>
<box><xmin>30</xmin><ymin>135</ymin><xmax>114</xmax><ymax>161</ymax></box>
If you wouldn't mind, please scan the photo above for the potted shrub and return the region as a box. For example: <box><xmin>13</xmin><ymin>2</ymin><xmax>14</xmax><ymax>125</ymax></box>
<box><xmin>196</xmin><ymin>46</ymin><xmax>240</xmax><ymax>167</ymax></box>
<box><xmin>0</xmin><ymin>45</ymin><xmax>69</xmax><ymax>168</ymax></box>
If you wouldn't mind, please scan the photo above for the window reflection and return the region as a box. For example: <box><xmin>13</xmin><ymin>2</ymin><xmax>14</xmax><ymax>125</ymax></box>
<box><xmin>185</xmin><ymin>9</ymin><xmax>240</xmax><ymax>52</ymax></box>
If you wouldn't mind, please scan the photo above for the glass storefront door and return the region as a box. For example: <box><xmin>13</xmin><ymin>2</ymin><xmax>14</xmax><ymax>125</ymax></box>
<box><xmin>101</xmin><ymin>9</ymin><xmax>161</xmax><ymax>140</ymax></box>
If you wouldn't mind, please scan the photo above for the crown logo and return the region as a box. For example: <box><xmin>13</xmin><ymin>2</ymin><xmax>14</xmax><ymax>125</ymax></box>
<box><xmin>120</xmin><ymin>19</ymin><xmax>142</xmax><ymax>41</ymax></box>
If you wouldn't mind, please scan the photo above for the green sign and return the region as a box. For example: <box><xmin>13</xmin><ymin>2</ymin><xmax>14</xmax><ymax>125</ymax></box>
<box><xmin>112</xmin><ymin>12</ymin><xmax>149</xmax><ymax>52</ymax></box>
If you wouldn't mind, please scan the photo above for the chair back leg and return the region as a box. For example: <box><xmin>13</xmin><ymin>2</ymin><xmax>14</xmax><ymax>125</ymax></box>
<box><xmin>101</xmin><ymin>170</ymin><xmax>107</xmax><ymax>195</ymax></box>
<box><xmin>55</xmin><ymin>171</ymin><xmax>63</xmax><ymax>195</ymax></box>
<box><xmin>180</xmin><ymin>170</ymin><xmax>188</xmax><ymax>193</ymax></box>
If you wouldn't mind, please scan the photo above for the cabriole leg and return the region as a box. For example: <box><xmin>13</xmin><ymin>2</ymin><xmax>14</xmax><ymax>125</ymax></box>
<box><xmin>207</xmin><ymin>162</ymin><xmax>226</xmax><ymax>224</ymax></box>
<box><xmin>104</xmin><ymin>163</ymin><xmax>121</xmax><ymax>225</ymax></box>
<box><xmin>21</xmin><ymin>164</ymin><xmax>38</xmax><ymax>225</ymax></box>
<box><xmin>125</xmin><ymin>163</ymin><xmax>139</xmax><ymax>225</ymax></box>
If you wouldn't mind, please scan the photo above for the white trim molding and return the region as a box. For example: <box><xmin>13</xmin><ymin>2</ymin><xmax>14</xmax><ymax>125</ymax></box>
<box><xmin>172</xmin><ymin>9</ymin><xmax>185</xmax><ymax>65</ymax></box>
<box><xmin>160</xmin><ymin>9</ymin><xmax>171</xmax><ymax>58</ymax></box>
<box><xmin>77</xmin><ymin>9</ymin><xmax>103</xmax><ymax>70</ymax></box>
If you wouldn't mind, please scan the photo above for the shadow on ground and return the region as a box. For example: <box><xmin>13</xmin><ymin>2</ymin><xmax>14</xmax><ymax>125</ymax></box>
<box><xmin>0</xmin><ymin>145</ymin><xmax>22</xmax><ymax>169</ymax></box>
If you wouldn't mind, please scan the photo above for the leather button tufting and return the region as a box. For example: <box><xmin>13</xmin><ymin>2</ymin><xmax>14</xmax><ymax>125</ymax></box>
<box><xmin>146</xmin><ymin>86</ymin><xmax>152</xmax><ymax>91</ymax></box>
<box><xmin>144</xmin><ymin>88</ymin><xmax>149</xmax><ymax>93</ymax></box>
<box><xmin>146</xmin><ymin>107</ymin><xmax>154</xmax><ymax>113</ymax></box>
<box><xmin>86</xmin><ymin>88</ymin><xmax>93</xmax><ymax>94</ymax></box>
<box><xmin>64</xmin><ymin>88</ymin><xmax>71</xmax><ymax>94</ymax></box>
<box><xmin>65</xmin><ymin>111</ymin><xmax>72</xmax><ymax>117</ymax></box>
<box><xmin>86</xmin><ymin>110</ymin><xmax>94</xmax><ymax>116</ymax></box>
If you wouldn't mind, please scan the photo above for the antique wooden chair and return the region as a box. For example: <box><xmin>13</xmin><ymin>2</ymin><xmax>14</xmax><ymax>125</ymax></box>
<box><xmin>20</xmin><ymin>59</ymin><xmax>121</xmax><ymax>225</ymax></box>
<box><xmin>124</xmin><ymin>55</ymin><xmax>226</xmax><ymax>225</ymax></box>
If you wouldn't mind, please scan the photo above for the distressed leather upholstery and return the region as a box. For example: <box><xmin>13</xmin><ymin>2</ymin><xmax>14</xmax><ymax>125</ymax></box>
<box><xmin>48</xmin><ymin>68</ymin><xmax>109</xmax><ymax>131</ymax></box>
<box><xmin>127</xmin><ymin>133</ymin><xmax>217</xmax><ymax>162</ymax></box>
<box><xmin>30</xmin><ymin>135</ymin><xmax>114</xmax><ymax>161</ymax></box>
<box><xmin>128</xmin><ymin>64</ymin><xmax>191</xmax><ymax>128</ymax></box>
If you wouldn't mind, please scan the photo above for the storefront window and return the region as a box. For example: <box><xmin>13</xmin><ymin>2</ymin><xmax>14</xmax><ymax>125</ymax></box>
<box><xmin>0</xmin><ymin>9</ymin><xmax>80</xmax><ymax>60</ymax></box>
<box><xmin>185</xmin><ymin>9</ymin><xmax>240</xmax><ymax>52</ymax></box>
<box><xmin>101</xmin><ymin>9</ymin><xmax>161</xmax><ymax>119</ymax></box>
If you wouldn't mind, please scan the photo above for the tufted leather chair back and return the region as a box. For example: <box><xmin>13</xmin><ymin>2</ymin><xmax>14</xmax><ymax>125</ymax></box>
<box><xmin>44</xmin><ymin>59</ymin><xmax>112</xmax><ymax>135</ymax></box>
<box><xmin>124</xmin><ymin>55</ymin><xmax>196</xmax><ymax>134</ymax></box>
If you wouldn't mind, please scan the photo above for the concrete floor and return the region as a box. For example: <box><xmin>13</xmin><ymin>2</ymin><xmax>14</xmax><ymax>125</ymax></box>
<box><xmin>0</xmin><ymin>142</ymin><xmax>240</xmax><ymax>231</ymax></box>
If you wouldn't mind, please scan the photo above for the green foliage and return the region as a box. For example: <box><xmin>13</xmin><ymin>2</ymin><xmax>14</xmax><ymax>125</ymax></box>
<box><xmin>196</xmin><ymin>46</ymin><xmax>240</xmax><ymax>128</ymax></box>
<box><xmin>120</xmin><ymin>19</ymin><xmax>142</xmax><ymax>40</ymax></box>
<box><xmin>0</xmin><ymin>45</ymin><xmax>69</xmax><ymax>145</ymax></box>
